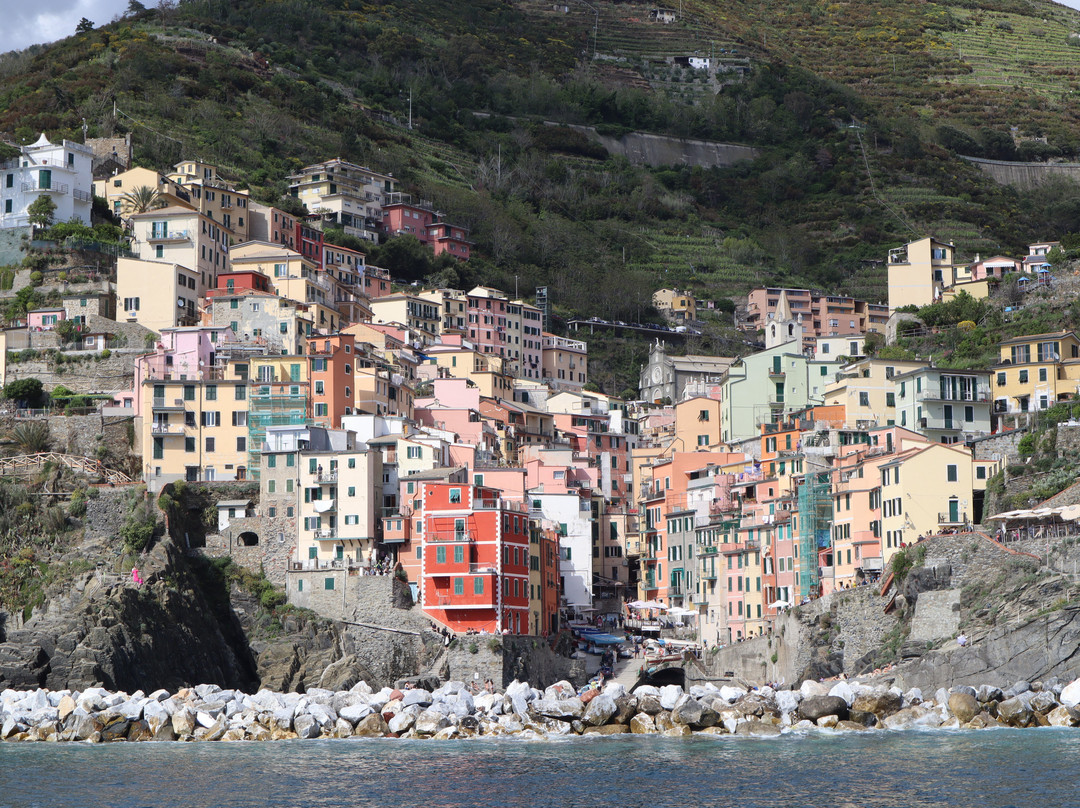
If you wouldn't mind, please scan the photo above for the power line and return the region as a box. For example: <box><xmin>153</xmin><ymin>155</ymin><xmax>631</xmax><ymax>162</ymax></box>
<box><xmin>113</xmin><ymin>103</ymin><xmax>184</xmax><ymax>151</ymax></box>
<box><xmin>854</xmin><ymin>126</ymin><xmax>917</xmax><ymax>238</ymax></box>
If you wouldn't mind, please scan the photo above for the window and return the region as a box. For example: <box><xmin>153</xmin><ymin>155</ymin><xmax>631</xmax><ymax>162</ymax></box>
<box><xmin>947</xmin><ymin>465</ymin><xmax>958</xmax><ymax>482</ymax></box>
<box><xmin>267</xmin><ymin>455</ymin><xmax>277</xmax><ymax>469</ymax></box>
<box><xmin>205</xmin><ymin>437</ymin><xmax>215</xmax><ymax>452</ymax></box>
<box><xmin>997</xmin><ymin>372</ymin><xmax>1006</xmax><ymax>387</ymax></box>
<box><xmin>348</xmin><ymin>486</ymin><xmax>355</xmax><ymax>497</ymax></box>
<box><xmin>976</xmin><ymin>466</ymin><xmax>987</xmax><ymax>480</ymax></box>
<box><xmin>1019</xmin><ymin>370</ymin><xmax>1028</xmax><ymax>384</ymax></box>
<box><xmin>205</xmin><ymin>385</ymin><xmax>217</xmax><ymax>401</ymax></box>
<box><xmin>324</xmin><ymin>577</ymin><xmax>335</xmax><ymax>591</ymax></box>
<box><xmin>474</xmin><ymin>577</ymin><xmax>484</xmax><ymax>594</ymax></box>
<box><xmin>185</xmin><ymin>437</ymin><xmax>195</xmax><ymax>453</ymax></box>
<box><xmin>201</xmin><ymin>411</ymin><xmax>220</xmax><ymax>427</ymax></box>
<box><xmin>454</xmin><ymin>578</ymin><xmax>464</xmax><ymax>595</ymax></box>
<box><xmin>183</xmin><ymin>385</ymin><xmax>195</xmax><ymax>401</ymax></box>
<box><xmin>436</xmin><ymin>546</ymin><xmax>446</xmax><ymax>564</ymax></box>
<box><xmin>296</xmin><ymin>578</ymin><xmax>302</xmax><ymax>591</ymax></box>
<box><xmin>236</xmin><ymin>437</ymin><xmax>247</xmax><ymax>452</ymax></box>
<box><xmin>232</xmin><ymin>412</ymin><xmax>247</xmax><ymax>427</ymax></box>
<box><xmin>235</xmin><ymin>385</ymin><xmax>246</xmax><ymax>401</ymax></box>
<box><xmin>886</xmin><ymin>393</ymin><xmax>895</xmax><ymax>407</ymax></box>
<box><xmin>454</xmin><ymin>545</ymin><xmax>464</xmax><ymax>563</ymax></box>
<box><xmin>449</xmin><ymin>488</ymin><xmax>461</xmax><ymax>503</ymax></box>
<box><xmin>268</xmin><ymin>480</ymin><xmax>276</xmax><ymax>493</ymax></box>
<box><xmin>859</xmin><ymin>392</ymin><xmax>869</xmax><ymax>407</ymax></box>
<box><xmin>1039</xmin><ymin>368</ymin><xmax>1048</xmax><ymax>382</ymax></box>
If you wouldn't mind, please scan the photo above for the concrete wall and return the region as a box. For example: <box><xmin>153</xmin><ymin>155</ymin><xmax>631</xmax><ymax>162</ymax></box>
<box><xmin>588</xmin><ymin>129</ymin><xmax>758</xmax><ymax>169</ymax></box>
<box><xmin>0</xmin><ymin>227</ymin><xmax>28</xmax><ymax>268</ymax></box>
<box><xmin>962</xmin><ymin>156</ymin><xmax>1080</xmax><ymax>191</ymax></box>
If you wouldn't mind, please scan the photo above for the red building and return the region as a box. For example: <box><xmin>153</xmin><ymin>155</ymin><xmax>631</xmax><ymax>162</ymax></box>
<box><xmin>205</xmin><ymin>270</ymin><xmax>271</xmax><ymax>299</ymax></box>
<box><xmin>420</xmin><ymin>482</ymin><xmax>531</xmax><ymax>634</ymax></box>
<box><xmin>382</xmin><ymin>193</ymin><xmax>471</xmax><ymax>260</ymax></box>
<box><xmin>297</xmin><ymin>221</ymin><xmax>325</xmax><ymax>269</ymax></box>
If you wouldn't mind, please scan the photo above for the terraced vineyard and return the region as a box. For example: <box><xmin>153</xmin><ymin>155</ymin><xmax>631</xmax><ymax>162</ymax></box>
<box><xmin>940</xmin><ymin>9</ymin><xmax>1080</xmax><ymax>96</ymax></box>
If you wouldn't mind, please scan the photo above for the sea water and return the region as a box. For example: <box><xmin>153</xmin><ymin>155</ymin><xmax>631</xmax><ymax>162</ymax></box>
<box><xmin>1</xmin><ymin>728</ymin><xmax>1077</xmax><ymax>807</ymax></box>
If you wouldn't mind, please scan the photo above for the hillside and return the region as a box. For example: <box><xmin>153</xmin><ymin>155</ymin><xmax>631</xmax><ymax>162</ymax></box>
<box><xmin>0</xmin><ymin>0</ymin><xmax>1078</xmax><ymax>328</ymax></box>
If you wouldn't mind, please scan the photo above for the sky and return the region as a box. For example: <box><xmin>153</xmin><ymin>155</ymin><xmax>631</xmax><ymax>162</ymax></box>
<box><xmin>3</xmin><ymin>0</ymin><xmax>1080</xmax><ymax>58</ymax></box>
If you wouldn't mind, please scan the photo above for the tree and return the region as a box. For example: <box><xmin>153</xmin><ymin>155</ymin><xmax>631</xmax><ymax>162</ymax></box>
<box><xmin>75</xmin><ymin>18</ymin><xmax>95</xmax><ymax>34</ymax></box>
<box><xmin>26</xmin><ymin>195</ymin><xmax>56</xmax><ymax>230</ymax></box>
<box><xmin>3</xmin><ymin>378</ymin><xmax>45</xmax><ymax>408</ymax></box>
<box><xmin>119</xmin><ymin>186</ymin><xmax>166</xmax><ymax>215</ymax></box>
<box><xmin>126</xmin><ymin>0</ymin><xmax>147</xmax><ymax>15</ymax></box>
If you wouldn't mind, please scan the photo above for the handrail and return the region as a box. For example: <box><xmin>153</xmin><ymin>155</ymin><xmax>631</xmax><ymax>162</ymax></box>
<box><xmin>0</xmin><ymin>452</ymin><xmax>133</xmax><ymax>485</ymax></box>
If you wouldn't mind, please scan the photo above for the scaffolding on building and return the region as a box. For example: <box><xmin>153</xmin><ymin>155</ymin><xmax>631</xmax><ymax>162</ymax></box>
<box><xmin>797</xmin><ymin>468</ymin><xmax>832</xmax><ymax>599</ymax></box>
<box><xmin>247</xmin><ymin>383</ymin><xmax>308</xmax><ymax>478</ymax></box>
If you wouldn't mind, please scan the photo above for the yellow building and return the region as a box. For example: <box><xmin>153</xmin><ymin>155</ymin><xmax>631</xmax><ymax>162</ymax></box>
<box><xmin>286</xmin><ymin>158</ymin><xmax>395</xmax><ymax>242</ymax></box>
<box><xmin>141</xmin><ymin>363</ymin><xmax>252</xmax><ymax>490</ymax></box>
<box><xmin>541</xmin><ymin>332</ymin><xmax>588</xmax><ymax>391</ymax></box>
<box><xmin>992</xmin><ymin>330</ymin><xmax>1080</xmax><ymax>415</ymax></box>
<box><xmin>295</xmin><ymin>435</ymin><xmax>383</xmax><ymax>569</ymax></box>
<box><xmin>878</xmin><ymin>443</ymin><xmax>1000</xmax><ymax>564</ymax></box>
<box><xmin>228</xmin><ymin>241</ymin><xmax>345</xmax><ymax>334</ymax></box>
<box><xmin>652</xmin><ymin>288</ymin><xmax>697</xmax><ymax>323</ymax></box>
<box><xmin>125</xmin><ymin>205</ymin><xmax>229</xmax><ymax>285</ymax></box>
<box><xmin>887</xmin><ymin>237</ymin><xmax>969</xmax><ymax>310</ymax></box>
<box><xmin>92</xmin><ymin>166</ymin><xmax>192</xmax><ymax>220</ymax></box>
<box><xmin>353</xmin><ymin>365</ymin><xmax>415</xmax><ymax>419</ymax></box>
<box><xmin>166</xmin><ymin>160</ymin><xmax>250</xmax><ymax>243</ymax></box>
<box><xmin>369</xmin><ymin>293</ymin><xmax>442</xmax><ymax>343</ymax></box>
<box><xmin>674</xmin><ymin>396</ymin><xmax>723</xmax><ymax>450</ymax></box>
<box><xmin>824</xmin><ymin>358</ymin><xmax>925</xmax><ymax>429</ymax></box>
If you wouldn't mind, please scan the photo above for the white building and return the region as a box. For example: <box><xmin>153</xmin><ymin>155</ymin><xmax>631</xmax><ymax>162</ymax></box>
<box><xmin>1</xmin><ymin>133</ymin><xmax>93</xmax><ymax>229</ymax></box>
<box><xmin>528</xmin><ymin>490</ymin><xmax>594</xmax><ymax>610</ymax></box>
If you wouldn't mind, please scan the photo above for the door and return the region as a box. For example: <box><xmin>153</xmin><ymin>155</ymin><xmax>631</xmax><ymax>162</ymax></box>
<box><xmin>948</xmin><ymin>499</ymin><xmax>959</xmax><ymax>523</ymax></box>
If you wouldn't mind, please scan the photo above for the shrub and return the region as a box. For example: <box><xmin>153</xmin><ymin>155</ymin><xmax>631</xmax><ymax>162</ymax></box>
<box><xmin>468</xmin><ymin>642</ymin><xmax>479</xmax><ymax>654</ymax></box>
<box><xmin>487</xmin><ymin>638</ymin><xmax>503</xmax><ymax>653</ymax></box>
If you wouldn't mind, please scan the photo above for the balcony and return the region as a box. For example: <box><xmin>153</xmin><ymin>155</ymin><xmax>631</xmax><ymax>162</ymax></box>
<box><xmin>147</xmin><ymin>229</ymin><xmax>191</xmax><ymax>243</ymax></box>
<box><xmin>700</xmin><ymin>569</ymin><xmax>718</xmax><ymax>581</ymax></box>
<box><xmin>315</xmin><ymin>471</ymin><xmax>338</xmax><ymax>483</ymax></box>
<box><xmin>915</xmin><ymin>388</ymin><xmax>991</xmax><ymax>404</ymax></box>
<box><xmin>700</xmin><ymin>545</ymin><xmax>719</xmax><ymax>556</ymax></box>
<box><xmin>22</xmin><ymin>181</ymin><xmax>68</xmax><ymax>194</ymax></box>
<box><xmin>429</xmin><ymin>531</ymin><xmax>476</xmax><ymax>543</ymax></box>
<box><xmin>151</xmin><ymin>423</ymin><xmax>181</xmax><ymax>435</ymax></box>
<box><xmin>469</xmin><ymin>563</ymin><xmax>497</xmax><ymax>574</ymax></box>
<box><xmin>72</xmin><ymin>188</ymin><xmax>92</xmax><ymax>203</ymax></box>
<box><xmin>314</xmin><ymin>528</ymin><xmax>336</xmax><ymax>539</ymax></box>
<box><xmin>937</xmin><ymin>511</ymin><xmax>968</xmax><ymax>527</ymax></box>
<box><xmin>151</xmin><ymin>397</ymin><xmax>186</xmax><ymax>411</ymax></box>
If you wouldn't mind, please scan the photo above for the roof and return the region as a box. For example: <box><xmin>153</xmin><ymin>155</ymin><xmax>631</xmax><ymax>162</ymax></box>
<box><xmin>130</xmin><ymin>205</ymin><xmax>201</xmax><ymax>218</ymax></box>
<box><xmin>217</xmin><ymin>499</ymin><xmax>252</xmax><ymax>508</ymax></box>
<box><xmin>404</xmin><ymin>466</ymin><xmax>467</xmax><ymax>481</ymax></box>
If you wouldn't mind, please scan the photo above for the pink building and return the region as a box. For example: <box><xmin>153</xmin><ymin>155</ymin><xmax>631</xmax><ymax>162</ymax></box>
<box><xmin>467</xmin><ymin>286</ymin><xmax>509</xmax><ymax>358</ymax></box>
<box><xmin>130</xmin><ymin>326</ymin><xmax>234</xmax><ymax>416</ymax></box>
<box><xmin>382</xmin><ymin>193</ymin><xmax>471</xmax><ymax>260</ymax></box>
<box><xmin>27</xmin><ymin>308</ymin><xmax>66</xmax><ymax>331</ymax></box>
<box><xmin>969</xmin><ymin>255</ymin><xmax>1021</xmax><ymax>281</ymax></box>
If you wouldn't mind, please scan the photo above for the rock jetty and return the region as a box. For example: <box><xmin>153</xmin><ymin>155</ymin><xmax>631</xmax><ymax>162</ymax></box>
<box><xmin>2</xmin><ymin>676</ymin><xmax>1080</xmax><ymax>742</ymax></box>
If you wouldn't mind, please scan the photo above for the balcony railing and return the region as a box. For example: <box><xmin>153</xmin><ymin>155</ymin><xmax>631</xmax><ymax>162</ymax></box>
<box><xmin>22</xmin><ymin>182</ymin><xmax>68</xmax><ymax>194</ymax></box>
<box><xmin>151</xmin><ymin>424</ymin><xmax>180</xmax><ymax>434</ymax></box>
<box><xmin>147</xmin><ymin>230</ymin><xmax>191</xmax><ymax>242</ymax></box>
<box><xmin>314</xmin><ymin>528</ymin><xmax>336</xmax><ymax>539</ymax></box>
<box><xmin>429</xmin><ymin>531</ymin><xmax>475</xmax><ymax>542</ymax></box>
<box><xmin>937</xmin><ymin>512</ymin><xmax>968</xmax><ymax>526</ymax></box>
<box><xmin>315</xmin><ymin>471</ymin><xmax>338</xmax><ymax>483</ymax></box>
<box><xmin>469</xmin><ymin>564</ymin><xmax>497</xmax><ymax>574</ymax></box>
<box><xmin>916</xmin><ymin>389</ymin><xmax>991</xmax><ymax>404</ymax></box>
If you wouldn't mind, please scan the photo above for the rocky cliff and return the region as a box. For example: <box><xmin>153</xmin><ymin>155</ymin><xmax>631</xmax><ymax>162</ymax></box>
<box><xmin>0</xmin><ymin>533</ymin><xmax>447</xmax><ymax>694</ymax></box>
<box><xmin>0</xmin><ymin>538</ymin><xmax>258</xmax><ymax>692</ymax></box>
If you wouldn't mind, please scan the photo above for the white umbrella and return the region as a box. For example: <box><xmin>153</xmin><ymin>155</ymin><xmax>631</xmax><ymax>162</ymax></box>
<box><xmin>627</xmin><ymin>600</ymin><xmax>649</xmax><ymax>609</ymax></box>
<box><xmin>667</xmin><ymin>606</ymin><xmax>692</xmax><ymax>616</ymax></box>
<box><xmin>769</xmin><ymin>599</ymin><xmax>790</xmax><ymax>609</ymax></box>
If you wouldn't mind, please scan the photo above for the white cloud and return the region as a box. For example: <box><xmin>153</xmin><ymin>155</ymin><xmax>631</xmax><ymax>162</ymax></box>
<box><xmin>0</xmin><ymin>0</ymin><xmax>129</xmax><ymax>57</ymax></box>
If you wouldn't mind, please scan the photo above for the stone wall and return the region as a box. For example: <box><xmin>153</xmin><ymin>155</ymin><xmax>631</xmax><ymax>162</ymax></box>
<box><xmin>284</xmin><ymin>571</ymin><xmax>414</xmax><ymax>623</ymax></box>
<box><xmin>700</xmin><ymin>585</ymin><xmax>900</xmax><ymax>686</ymax></box>
<box><xmin>84</xmin><ymin>487</ymin><xmax>137</xmax><ymax>540</ymax></box>
<box><xmin>4</xmin><ymin>351</ymin><xmax>141</xmax><ymax>393</ymax></box>
<box><xmin>920</xmin><ymin>532</ymin><xmax>1021</xmax><ymax>589</ymax></box>
<box><xmin>909</xmin><ymin>589</ymin><xmax>962</xmax><ymax>641</ymax></box>
<box><xmin>0</xmin><ymin>227</ymin><xmax>27</xmax><ymax>268</ymax></box>
<box><xmin>203</xmin><ymin>514</ymin><xmax>297</xmax><ymax>585</ymax></box>
<box><xmin>446</xmin><ymin>634</ymin><xmax>586</xmax><ymax>689</ymax></box>
<box><xmin>41</xmin><ymin>412</ymin><xmax>134</xmax><ymax>459</ymax></box>
<box><xmin>971</xmin><ymin>429</ymin><xmax>1027</xmax><ymax>465</ymax></box>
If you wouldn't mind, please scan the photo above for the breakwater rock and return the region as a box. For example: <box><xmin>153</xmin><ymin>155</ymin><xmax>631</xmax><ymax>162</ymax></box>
<box><xmin>4</xmin><ymin>674</ymin><xmax>1080</xmax><ymax>742</ymax></box>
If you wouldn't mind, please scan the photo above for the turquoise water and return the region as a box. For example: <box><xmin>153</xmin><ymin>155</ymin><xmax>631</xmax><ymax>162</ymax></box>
<box><xmin>1</xmin><ymin>729</ymin><xmax>1077</xmax><ymax>807</ymax></box>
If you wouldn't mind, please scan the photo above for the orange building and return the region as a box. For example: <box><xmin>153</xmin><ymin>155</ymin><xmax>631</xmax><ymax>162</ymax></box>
<box><xmin>308</xmin><ymin>333</ymin><xmax>357</xmax><ymax>428</ymax></box>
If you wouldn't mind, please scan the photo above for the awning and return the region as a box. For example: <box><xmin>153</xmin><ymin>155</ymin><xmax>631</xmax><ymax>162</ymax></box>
<box><xmin>581</xmin><ymin>633</ymin><xmax>624</xmax><ymax>646</ymax></box>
